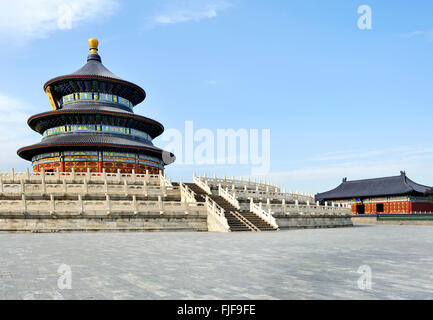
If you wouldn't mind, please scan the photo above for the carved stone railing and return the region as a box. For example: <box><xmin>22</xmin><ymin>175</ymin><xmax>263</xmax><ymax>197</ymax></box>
<box><xmin>218</xmin><ymin>184</ymin><xmax>240</xmax><ymax>210</ymax></box>
<box><xmin>204</xmin><ymin>174</ymin><xmax>280</xmax><ymax>191</ymax></box>
<box><xmin>232</xmin><ymin>188</ymin><xmax>314</xmax><ymax>203</ymax></box>
<box><xmin>0</xmin><ymin>196</ymin><xmax>207</xmax><ymax>216</ymax></box>
<box><xmin>199</xmin><ymin>174</ymin><xmax>314</xmax><ymax>201</ymax></box>
<box><xmin>249</xmin><ymin>199</ymin><xmax>279</xmax><ymax>229</ymax></box>
<box><xmin>205</xmin><ymin>195</ymin><xmax>230</xmax><ymax>231</ymax></box>
<box><xmin>180</xmin><ymin>182</ymin><xmax>197</xmax><ymax>203</ymax></box>
<box><xmin>193</xmin><ymin>173</ymin><xmax>211</xmax><ymax>194</ymax></box>
<box><xmin>0</xmin><ymin>168</ymin><xmax>163</xmax><ymax>185</ymax></box>
<box><xmin>159</xmin><ymin>170</ymin><xmax>173</xmax><ymax>187</ymax></box>
<box><xmin>262</xmin><ymin>201</ymin><xmax>351</xmax><ymax>216</ymax></box>
<box><xmin>0</xmin><ymin>182</ymin><xmax>180</xmax><ymax>198</ymax></box>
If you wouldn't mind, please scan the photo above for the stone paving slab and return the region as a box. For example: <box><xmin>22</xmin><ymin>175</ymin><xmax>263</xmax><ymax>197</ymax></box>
<box><xmin>0</xmin><ymin>225</ymin><xmax>432</xmax><ymax>299</ymax></box>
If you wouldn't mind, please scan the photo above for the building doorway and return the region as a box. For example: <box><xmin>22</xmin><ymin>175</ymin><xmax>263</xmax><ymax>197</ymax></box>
<box><xmin>356</xmin><ymin>204</ymin><xmax>365</xmax><ymax>214</ymax></box>
<box><xmin>376</xmin><ymin>203</ymin><xmax>384</xmax><ymax>213</ymax></box>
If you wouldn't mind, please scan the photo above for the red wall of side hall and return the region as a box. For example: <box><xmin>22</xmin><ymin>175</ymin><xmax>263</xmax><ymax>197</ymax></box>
<box><xmin>411</xmin><ymin>202</ymin><xmax>433</xmax><ymax>213</ymax></box>
<box><xmin>351</xmin><ymin>201</ymin><xmax>433</xmax><ymax>214</ymax></box>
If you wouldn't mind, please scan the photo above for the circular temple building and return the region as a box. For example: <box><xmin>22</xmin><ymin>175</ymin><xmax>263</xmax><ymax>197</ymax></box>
<box><xmin>17</xmin><ymin>38</ymin><xmax>175</xmax><ymax>174</ymax></box>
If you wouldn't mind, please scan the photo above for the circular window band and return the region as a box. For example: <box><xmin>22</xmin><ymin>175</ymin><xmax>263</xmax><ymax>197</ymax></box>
<box><xmin>61</xmin><ymin>92</ymin><xmax>133</xmax><ymax>109</ymax></box>
<box><xmin>42</xmin><ymin>124</ymin><xmax>152</xmax><ymax>141</ymax></box>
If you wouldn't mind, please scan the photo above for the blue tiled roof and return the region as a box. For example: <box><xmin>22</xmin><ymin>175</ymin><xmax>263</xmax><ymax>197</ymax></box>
<box><xmin>315</xmin><ymin>172</ymin><xmax>432</xmax><ymax>201</ymax></box>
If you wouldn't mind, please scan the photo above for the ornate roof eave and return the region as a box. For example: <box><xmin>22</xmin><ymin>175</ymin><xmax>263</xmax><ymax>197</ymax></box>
<box><xmin>43</xmin><ymin>75</ymin><xmax>146</xmax><ymax>106</ymax></box>
<box><xmin>17</xmin><ymin>143</ymin><xmax>175</xmax><ymax>165</ymax></box>
<box><xmin>315</xmin><ymin>172</ymin><xmax>432</xmax><ymax>201</ymax></box>
<box><xmin>27</xmin><ymin>109</ymin><xmax>165</xmax><ymax>138</ymax></box>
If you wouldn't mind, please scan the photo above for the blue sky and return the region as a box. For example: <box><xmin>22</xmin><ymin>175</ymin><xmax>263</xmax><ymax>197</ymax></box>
<box><xmin>1</xmin><ymin>0</ymin><xmax>433</xmax><ymax>193</ymax></box>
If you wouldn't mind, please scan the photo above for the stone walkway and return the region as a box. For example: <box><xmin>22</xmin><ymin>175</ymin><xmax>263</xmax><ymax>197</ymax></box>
<box><xmin>0</xmin><ymin>225</ymin><xmax>432</xmax><ymax>299</ymax></box>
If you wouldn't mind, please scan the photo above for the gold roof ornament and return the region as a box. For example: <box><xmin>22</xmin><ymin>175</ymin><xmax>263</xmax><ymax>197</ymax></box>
<box><xmin>88</xmin><ymin>38</ymin><xmax>98</xmax><ymax>54</ymax></box>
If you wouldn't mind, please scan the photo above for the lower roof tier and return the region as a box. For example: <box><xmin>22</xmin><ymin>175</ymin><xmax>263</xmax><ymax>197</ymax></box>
<box><xmin>17</xmin><ymin>133</ymin><xmax>176</xmax><ymax>165</ymax></box>
<box><xmin>28</xmin><ymin>109</ymin><xmax>164</xmax><ymax>139</ymax></box>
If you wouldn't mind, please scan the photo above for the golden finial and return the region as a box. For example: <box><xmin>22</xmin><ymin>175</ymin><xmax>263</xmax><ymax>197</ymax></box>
<box><xmin>88</xmin><ymin>38</ymin><xmax>98</xmax><ymax>54</ymax></box>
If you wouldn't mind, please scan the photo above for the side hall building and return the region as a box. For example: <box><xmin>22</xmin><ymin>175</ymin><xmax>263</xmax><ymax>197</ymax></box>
<box><xmin>315</xmin><ymin>171</ymin><xmax>433</xmax><ymax>214</ymax></box>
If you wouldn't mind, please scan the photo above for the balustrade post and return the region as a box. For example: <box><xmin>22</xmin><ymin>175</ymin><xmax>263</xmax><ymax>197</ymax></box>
<box><xmin>307</xmin><ymin>200</ymin><xmax>310</xmax><ymax>207</ymax></box>
<box><xmin>105</xmin><ymin>179</ymin><xmax>109</xmax><ymax>194</ymax></box>
<box><xmin>158</xmin><ymin>195</ymin><xmax>164</xmax><ymax>214</ymax></box>
<box><xmin>20</xmin><ymin>179</ymin><xmax>24</xmax><ymax>194</ymax></box>
<box><xmin>132</xmin><ymin>169</ymin><xmax>136</xmax><ymax>184</ymax></box>
<box><xmin>106</xmin><ymin>194</ymin><xmax>111</xmax><ymax>215</ymax></box>
<box><xmin>295</xmin><ymin>199</ymin><xmax>299</xmax><ymax>207</ymax></box>
<box><xmin>83</xmin><ymin>179</ymin><xmax>88</xmax><ymax>195</ymax></box>
<box><xmin>25</xmin><ymin>168</ymin><xmax>30</xmax><ymax>181</ymax></box>
<box><xmin>56</xmin><ymin>167</ymin><xmax>60</xmax><ymax>181</ymax></box>
<box><xmin>316</xmin><ymin>201</ymin><xmax>319</xmax><ymax>206</ymax></box>
<box><xmin>133</xmin><ymin>195</ymin><xmax>138</xmax><ymax>215</ymax></box>
<box><xmin>71</xmin><ymin>168</ymin><xmax>76</xmax><ymax>180</ymax></box>
<box><xmin>78</xmin><ymin>194</ymin><xmax>84</xmax><ymax>214</ymax></box>
<box><xmin>123</xmin><ymin>180</ymin><xmax>128</xmax><ymax>196</ymax></box>
<box><xmin>63</xmin><ymin>179</ymin><xmax>67</xmax><ymax>193</ymax></box>
<box><xmin>325</xmin><ymin>201</ymin><xmax>328</xmax><ymax>207</ymax></box>
<box><xmin>22</xmin><ymin>194</ymin><xmax>26</xmax><ymax>214</ymax></box>
<box><xmin>41</xmin><ymin>172</ymin><xmax>46</xmax><ymax>194</ymax></box>
<box><xmin>11</xmin><ymin>168</ymin><xmax>15</xmax><ymax>182</ymax></box>
<box><xmin>50</xmin><ymin>194</ymin><xmax>55</xmax><ymax>215</ymax></box>
<box><xmin>0</xmin><ymin>177</ymin><xmax>3</xmax><ymax>193</ymax></box>
<box><xmin>143</xmin><ymin>180</ymin><xmax>148</xmax><ymax>196</ymax></box>
<box><xmin>117</xmin><ymin>169</ymin><xmax>121</xmax><ymax>183</ymax></box>
<box><xmin>86</xmin><ymin>168</ymin><xmax>91</xmax><ymax>181</ymax></box>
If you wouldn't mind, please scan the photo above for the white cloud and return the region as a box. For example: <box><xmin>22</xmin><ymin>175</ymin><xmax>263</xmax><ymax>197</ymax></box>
<box><xmin>401</xmin><ymin>29</ymin><xmax>433</xmax><ymax>42</ymax></box>
<box><xmin>254</xmin><ymin>145</ymin><xmax>433</xmax><ymax>193</ymax></box>
<box><xmin>0</xmin><ymin>93</ymin><xmax>39</xmax><ymax>171</ymax></box>
<box><xmin>153</xmin><ymin>0</ymin><xmax>231</xmax><ymax>25</ymax></box>
<box><xmin>0</xmin><ymin>0</ymin><xmax>119</xmax><ymax>42</ymax></box>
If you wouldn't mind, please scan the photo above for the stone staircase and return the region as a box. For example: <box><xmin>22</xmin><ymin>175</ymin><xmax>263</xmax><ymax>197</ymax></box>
<box><xmin>237</xmin><ymin>211</ymin><xmax>277</xmax><ymax>231</ymax></box>
<box><xmin>208</xmin><ymin>195</ymin><xmax>252</xmax><ymax>232</ymax></box>
<box><xmin>183</xmin><ymin>182</ymin><xmax>277</xmax><ymax>232</ymax></box>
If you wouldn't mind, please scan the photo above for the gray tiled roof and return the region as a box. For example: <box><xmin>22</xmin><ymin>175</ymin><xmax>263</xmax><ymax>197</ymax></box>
<box><xmin>315</xmin><ymin>172</ymin><xmax>432</xmax><ymax>201</ymax></box>
<box><xmin>17</xmin><ymin>132</ymin><xmax>176</xmax><ymax>162</ymax></box>
<box><xmin>69</xmin><ymin>55</ymin><xmax>123</xmax><ymax>80</ymax></box>
<box><xmin>38</xmin><ymin>133</ymin><xmax>157</xmax><ymax>149</ymax></box>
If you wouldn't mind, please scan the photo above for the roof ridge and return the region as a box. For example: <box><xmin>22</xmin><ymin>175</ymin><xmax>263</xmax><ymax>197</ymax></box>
<box><xmin>343</xmin><ymin>175</ymin><xmax>401</xmax><ymax>183</ymax></box>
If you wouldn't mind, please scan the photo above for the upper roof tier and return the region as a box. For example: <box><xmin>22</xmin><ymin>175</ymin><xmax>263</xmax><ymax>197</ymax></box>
<box><xmin>43</xmin><ymin>38</ymin><xmax>146</xmax><ymax>107</ymax></box>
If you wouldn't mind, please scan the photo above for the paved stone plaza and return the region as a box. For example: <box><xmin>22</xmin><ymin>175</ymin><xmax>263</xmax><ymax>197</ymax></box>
<box><xmin>0</xmin><ymin>225</ymin><xmax>432</xmax><ymax>299</ymax></box>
